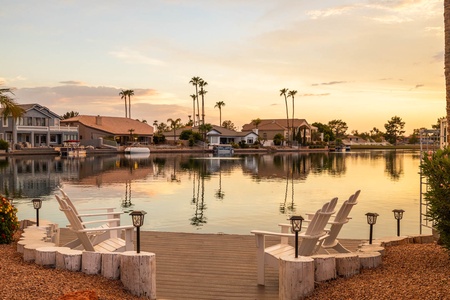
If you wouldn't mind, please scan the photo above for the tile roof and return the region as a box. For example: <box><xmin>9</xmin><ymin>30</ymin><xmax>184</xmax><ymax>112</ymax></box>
<box><xmin>241</xmin><ymin>118</ymin><xmax>310</xmax><ymax>131</ymax></box>
<box><xmin>61</xmin><ymin>115</ymin><xmax>154</xmax><ymax>135</ymax></box>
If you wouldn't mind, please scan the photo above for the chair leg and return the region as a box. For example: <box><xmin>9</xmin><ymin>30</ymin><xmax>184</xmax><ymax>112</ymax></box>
<box><xmin>332</xmin><ymin>242</ymin><xmax>351</xmax><ymax>253</ymax></box>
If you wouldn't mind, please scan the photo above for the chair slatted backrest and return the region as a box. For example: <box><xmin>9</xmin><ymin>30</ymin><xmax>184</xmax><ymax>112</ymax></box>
<box><xmin>322</xmin><ymin>190</ymin><xmax>360</xmax><ymax>248</ymax></box>
<box><xmin>55</xmin><ymin>194</ymin><xmax>96</xmax><ymax>251</ymax></box>
<box><xmin>298</xmin><ymin>197</ymin><xmax>338</xmax><ymax>256</ymax></box>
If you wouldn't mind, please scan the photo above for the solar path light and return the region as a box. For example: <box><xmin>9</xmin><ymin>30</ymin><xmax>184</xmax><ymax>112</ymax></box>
<box><xmin>392</xmin><ymin>209</ymin><xmax>405</xmax><ymax>237</ymax></box>
<box><xmin>365</xmin><ymin>212</ymin><xmax>379</xmax><ymax>244</ymax></box>
<box><xmin>32</xmin><ymin>199</ymin><xmax>42</xmax><ymax>227</ymax></box>
<box><xmin>289</xmin><ymin>215</ymin><xmax>304</xmax><ymax>258</ymax></box>
<box><xmin>130</xmin><ymin>210</ymin><xmax>147</xmax><ymax>253</ymax></box>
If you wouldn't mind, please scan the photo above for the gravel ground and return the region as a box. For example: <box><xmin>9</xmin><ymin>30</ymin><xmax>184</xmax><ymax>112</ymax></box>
<box><xmin>1</xmin><ymin>234</ymin><xmax>449</xmax><ymax>300</ymax></box>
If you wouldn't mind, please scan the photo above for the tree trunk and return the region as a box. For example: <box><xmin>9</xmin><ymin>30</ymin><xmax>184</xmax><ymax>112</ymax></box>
<box><xmin>445</xmin><ymin>0</ymin><xmax>450</xmax><ymax>143</ymax></box>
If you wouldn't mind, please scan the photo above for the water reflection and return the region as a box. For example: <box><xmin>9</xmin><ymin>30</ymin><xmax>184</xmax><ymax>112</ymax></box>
<box><xmin>4</xmin><ymin>150</ymin><xmax>422</xmax><ymax>237</ymax></box>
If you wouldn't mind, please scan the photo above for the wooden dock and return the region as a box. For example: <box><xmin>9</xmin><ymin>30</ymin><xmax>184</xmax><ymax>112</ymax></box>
<box><xmin>59</xmin><ymin>229</ymin><xmax>362</xmax><ymax>300</ymax></box>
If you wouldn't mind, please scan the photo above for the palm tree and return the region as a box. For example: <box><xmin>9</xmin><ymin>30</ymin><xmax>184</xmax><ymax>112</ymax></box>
<box><xmin>189</xmin><ymin>77</ymin><xmax>202</xmax><ymax>126</ymax></box>
<box><xmin>167</xmin><ymin>118</ymin><xmax>182</xmax><ymax>142</ymax></box>
<box><xmin>446</xmin><ymin>0</ymin><xmax>450</xmax><ymax>142</ymax></box>
<box><xmin>214</xmin><ymin>101</ymin><xmax>225</xmax><ymax>126</ymax></box>
<box><xmin>280</xmin><ymin>88</ymin><xmax>290</xmax><ymax>145</ymax></box>
<box><xmin>199</xmin><ymin>79</ymin><xmax>208</xmax><ymax>126</ymax></box>
<box><xmin>190</xmin><ymin>94</ymin><xmax>197</xmax><ymax>126</ymax></box>
<box><xmin>288</xmin><ymin>90</ymin><xmax>298</xmax><ymax>142</ymax></box>
<box><xmin>119</xmin><ymin>90</ymin><xmax>128</xmax><ymax>118</ymax></box>
<box><xmin>251</xmin><ymin>118</ymin><xmax>262</xmax><ymax>129</ymax></box>
<box><xmin>0</xmin><ymin>88</ymin><xmax>24</xmax><ymax>119</ymax></box>
<box><xmin>127</xmin><ymin>89</ymin><xmax>134</xmax><ymax>119</ymax></box>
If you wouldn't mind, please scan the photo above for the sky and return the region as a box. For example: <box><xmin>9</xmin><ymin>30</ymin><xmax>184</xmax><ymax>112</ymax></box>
<box><xmin>0</xmin><ymin>0</ymin><xmax>445</xmax><ymax>134</ymax></box>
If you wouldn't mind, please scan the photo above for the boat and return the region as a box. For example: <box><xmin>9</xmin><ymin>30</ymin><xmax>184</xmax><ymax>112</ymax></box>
<box><xmin>60</xmin><ymin>140</ymin><xmax>87</xmax><ymax>158</ymax></box>
<box><xmin>345</xmin><ymin>145</ymin><xmax>351</xmax><ymax>151</ymax></box>
<box><xmin>213</xmin><ymin>145</ymin><xmax>234</xmax><ymax>157</ymax></box>
<box><xmin>124</xmin><ymin>143</ymin><xmax>150</xmax><ymax>155</ymax></box>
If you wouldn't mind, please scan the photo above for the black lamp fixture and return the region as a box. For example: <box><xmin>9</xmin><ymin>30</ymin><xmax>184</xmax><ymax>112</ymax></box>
<box><xmin>130</xmin><ymin>210</ymin><xmax>147</xmax><ymax>253</ymax></box>
<box><xmin>365</xmin><ymin>212</ymin><xmax>379</xmax><ymax>244</ymax></box>
<box><xmin>32</xmin><ymin>199</ymin><xmax>42</xmax><ymax>227</ymax></box>
<box><xmin>392</xmin><ymin>209</ymin><xmax>405</xmax><ymax>237</ymax></box>
<box><xmin>289</xmin><ymin>215</ymin><xmax>304</xmax><ymax>258</ymax></box>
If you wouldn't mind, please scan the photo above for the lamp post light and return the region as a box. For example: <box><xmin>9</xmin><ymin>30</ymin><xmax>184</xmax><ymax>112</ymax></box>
<box><xmin>289</xmin><ymin>215</ymin><xmax>304</xmax><ymax>258</ymax></box>
<box><xmin>130</xmin><ymin>210</ymin><xmax>147</xmax><ymax>253</ymax></box>
<box><xmin>32</xmin><ymin>199</ymin><xmax>42</xmax><ymax>227</ymax></box>
<box><xmin>392</xmin><ymin>209</ymin><xmax>405</xmax><ymax>237</ymax></box>
<box><xmin>365</xmin><ymin>212</ymin><xmax>379</xmax><ymax>245</ymax></box>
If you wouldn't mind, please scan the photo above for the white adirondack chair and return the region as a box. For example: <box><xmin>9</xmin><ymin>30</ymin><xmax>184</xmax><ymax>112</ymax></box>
<box><xmin>251</xmin><ymin>197</ymin><xmax>338</xmax><ymax>286</ymax></box>
<box><xmin>55</xmin><ymin>194</ymin><xmax>134</xmax><ymax>252</ymax></box>
<box><xmin>320</xmin><ymin>190</ymin><xmax>360</xmax><ymax>253</ymax></box>
<box><xmin>57</xmin><ymin>188</ymin><xmax>124</xmax><ymax>248</ymax></box>
<box><xmin>280</xmin><ymin>190</ymin><xmax>361</xmax><ymax>254</ymax></box>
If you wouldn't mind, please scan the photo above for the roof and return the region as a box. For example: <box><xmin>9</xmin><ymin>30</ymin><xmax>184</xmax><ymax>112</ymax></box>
<box><xmin>61</xmin><ymin>115</ymin><xmax>153</xmax><ymax>135</ymax></box>
<box><xmin>0</xmin><ymin>103</ymin><xmax>61</xmax><ymax>119</ymax></box>
<box><xmin>242</xmin><ymin>118</ymin><xmax>311</xmax><ymax>131</ymax></box>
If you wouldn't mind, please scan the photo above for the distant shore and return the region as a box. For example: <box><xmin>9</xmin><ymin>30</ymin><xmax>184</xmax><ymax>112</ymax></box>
<box><xmin>0</xmin><ymin>143</ymin><xmax>422</xmax><ymax>157</ymax></box>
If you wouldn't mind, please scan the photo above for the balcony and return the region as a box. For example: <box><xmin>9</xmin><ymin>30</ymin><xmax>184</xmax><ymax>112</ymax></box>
<box><xmin>15</xmin><ymin>125</ymin><xmax>79</xmax><ymax>133</ymax></box>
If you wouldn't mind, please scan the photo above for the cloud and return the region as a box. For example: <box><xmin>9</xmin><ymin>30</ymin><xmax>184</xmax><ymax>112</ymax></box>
<box><xmin>432</xmin><ymin>51</ymin><xmax>444</xmax><ymax>63</ymax></box>
<box><xmin>59</xmin><ymin>81</ymin><xmax>84</xmax><ymax>85</ymax></box>
<box><xmin>109</xmin><ymin>48</ymin><xmax>164</xmax><ymax>66</ymax></box>
<box><xmin>311</xmin><ymin>81</ymin><xmax>347</xmax><ymax>86</ymax></box>
<box><xmin>301</xmin><ymin>93</ymin><xmax>330</xmax><ymax>97</ymax></box>
<box><xmin>307</xmin><ymin>5</ymin><xmax>356</xmax><ymax>19</ymax></box>
<box><xmin>12</xmin><ymin>84</ymin><xmax>192</xmax><ymax>125</ymax></box>
<box><xmin>414</xmin><ymin>84</ymin><xmax>424</xmax><ymax>89</ymax></box>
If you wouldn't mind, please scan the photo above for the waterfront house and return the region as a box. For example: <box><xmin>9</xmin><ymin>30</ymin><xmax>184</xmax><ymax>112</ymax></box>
<box><xmin>61</xmin><ymin>115</ymin><xmax>154</xmax><ymax>146</ymax></box>
<box><xmin>206</xmin><ymin>126</ymin><xmax>258</xmax><ymax>146</ymax></box>
<box><xmin>0</xmin><ymin>103</ymin><xmax>79</xmax><ymax>148</ymax></box>
<box><xmin>241</xmin><ymin>118</ymin><xmax>316</xmax><ymax>146</ymax></box>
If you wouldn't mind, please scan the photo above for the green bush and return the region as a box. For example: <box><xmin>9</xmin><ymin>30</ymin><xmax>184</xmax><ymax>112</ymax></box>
<box><xmin>0</xmin><ymin>195</ymin><xmax>19</xmax><ymax>244</ymax></box>
<box><xmin>273</xmin><ymin>133</ymin><xmax>284</xmax><ymax>146</ymax></box>
<box><xmin>0</xmin><ymin>139</ymin><xmax>8</xmax><ymax>151</ymax></box>
<box><xmin>420</xmin><ymin>148</ymin><xmax>450</xmax><ymax>251</ymax></box>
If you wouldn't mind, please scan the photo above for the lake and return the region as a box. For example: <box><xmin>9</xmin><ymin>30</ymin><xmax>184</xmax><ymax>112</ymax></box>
<box><xmin>1</xmin><ymin>150</ymin><xmax>430</xmax><ymax>239</ymax></box>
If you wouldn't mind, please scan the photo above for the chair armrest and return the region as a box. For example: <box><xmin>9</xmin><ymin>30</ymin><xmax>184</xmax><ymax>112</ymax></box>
<box><xmin>77</xmin><ymin>225</ymin><xmax>134</xmax><ymax>233</ymax></box>
<box><xmin>78</xmin><ymin>207</ymin><xmax>117</xmax><ymax>212</ymax></box>
<box><xmin>81</xmin><ymin>218</ymin><xmax>120</xmax><ymax>226</ymax></box>
<box><xmin>77</xmin><ymin>212</ymin><xmax>124</xmax><ymax>218</ymax></box>
<box><xmin>251</xmin><ymin>230</ymin><xmax>293</xmax><ymax>238</ymax></box>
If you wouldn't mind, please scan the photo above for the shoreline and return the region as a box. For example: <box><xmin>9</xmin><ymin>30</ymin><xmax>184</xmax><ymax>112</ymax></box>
<box><xmin>0</xmin><ymin>144</ymin><xmax>422</xmax><ymax>157</ymax></box>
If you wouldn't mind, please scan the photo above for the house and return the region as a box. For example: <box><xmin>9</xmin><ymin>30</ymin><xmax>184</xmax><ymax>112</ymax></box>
<box><xmin>241</xmin><ymin>118</ymin><xmax>316</xmax><ymax>146</ymax></box>
<box><xmin>206</xmin><ymin>125</ymin><xmax>258</xmax><ymax>146</ymax></box>
<box><xmin>164</xmin><ymin>125</ymin><xmax>258</xmax><ymax>146</ymax></box>
<box><xmin>0</xmin><ymin>104</ymin><xmax>79</xmax><ymax>148</ymax></box>
<box><xmin>61</xmin><ymin>115</ymin><xmax>154</xmax><ymax>146</ymax></box>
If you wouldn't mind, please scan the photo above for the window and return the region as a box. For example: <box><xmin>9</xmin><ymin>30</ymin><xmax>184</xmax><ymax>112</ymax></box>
<box><xmin>35</xmin><ymin>118</ymin><xmax>46</xmax><ymax>126</ymax></box>
<box><xmin>248</xmin><ymin>138</ymin><xmax>254</xmax><ymax>144</ymax></box>
<box><xmin>2</xmin><ymin>117</ymin><xmax>7</xmax><ymax>127</ymax></box>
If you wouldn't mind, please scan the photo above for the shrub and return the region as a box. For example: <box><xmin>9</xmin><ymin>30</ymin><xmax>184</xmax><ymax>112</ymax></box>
<box><xmin>420</xmin><ymin>148</ymin><xmax>450</xmax><ymax>251</ymax></box>
<box><xmin>0</xmin><ymin>195</ymin><xmax>19</xmax><ymax>244</ymax></box>
<box><xmin>0</xmin><ymin>139</ymin><xmax>8</xmax><ymax>151</ymax></box>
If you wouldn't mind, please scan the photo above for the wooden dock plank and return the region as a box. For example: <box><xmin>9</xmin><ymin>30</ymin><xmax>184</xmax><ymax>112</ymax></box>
<box><xmin>59</xmin><ymin>229</ymin><xmax>362</xmax><ymax>300</ymax></box>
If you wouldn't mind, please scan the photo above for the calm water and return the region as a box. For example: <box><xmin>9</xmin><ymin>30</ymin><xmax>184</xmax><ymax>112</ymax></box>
<box><xmin>2</xmin><ymin>150</ymin><xmax>430</xmax><ymax>239</ymax></box>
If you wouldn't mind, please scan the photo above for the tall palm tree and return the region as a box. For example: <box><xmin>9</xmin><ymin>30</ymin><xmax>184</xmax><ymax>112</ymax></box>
<box><xmin>119</xmin><ymin>90</ymin><xmax>128</xmax><ymax>118</ymax></box>
<box><xmin>214</xmin><ymin>101</ymin><xmax>225</xmax><ymax>126</ymax></box>
<box><xmin>288</xmin><ymin>90</ymin><xmax>298</xmax><ymax>142</ymax></box>
<box><xmin>189</xmin><ymin>77</ymin><xmax>202</xmax><ymax>126</ymax></box>
<box><xmin>446</xmin><ymin>0</ymin><xmax>450</xmax><ymax>142</ymax></box>
<box><xmin>0</xmin><ymin>88</ymin><xmax>24</xmax><ymax>119</ymax></box>
<box><xmin>127</xmin><ymin>89</ymin><xmax>134</xmax><ymax>119</ymax></box>
<box><xmin>190</xmin><ymin>94</ymin><xmax>197</xmax><ymax>126</ymax></box>
<box><xmin>199</xmin><ymin>80</ymin><xmax>208</xmax><ymax>126</ymax></box>
<box><xmin>251</xmin><ymin>118</ymin><xmax>262</xmax><ymax>129</ymax></box>
<box><xmin>280</xmin><ymin>88</ymin><xmax>290</xmax><ymax>145</ymax></box>
<box><xmin>167</xmin><ymin>118</ymin><xmax>182</xmax><ymax>142</ymax></box>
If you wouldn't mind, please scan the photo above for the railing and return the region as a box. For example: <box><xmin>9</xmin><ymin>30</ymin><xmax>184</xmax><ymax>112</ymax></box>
<box><xmin>15</xmin><ymin>125</ymin><xmax>79</xmax><ymax>132</ymax></box>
